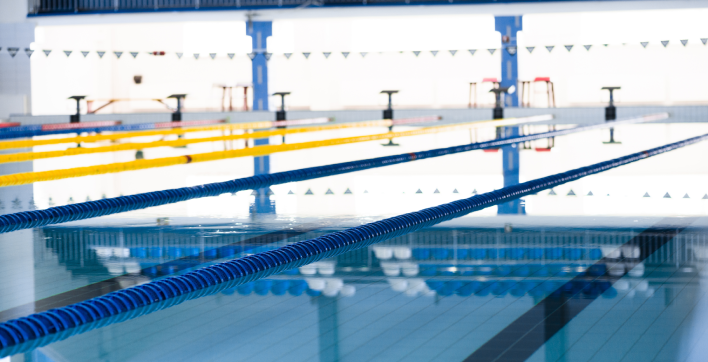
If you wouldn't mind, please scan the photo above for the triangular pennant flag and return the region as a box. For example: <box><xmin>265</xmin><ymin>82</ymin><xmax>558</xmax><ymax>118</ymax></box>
<box><xmin>341</xmin><ymin>52</ymin><xmax>349</xmax><ymax>58</ymax></box>
<box><xmin>583</xmin><ymin>45</ymin><xmax>592</xmax><ymax>51</ymax></box>
<box><xmin>344</xmin><ymin>188</ymin><xmax>353</xmax><ymax>194</ymax></box>
<box><xmin>227</xmin><ymin>53</ymin><xmax>235</xmax><ymax>59</ymax></box>
<box><xmin>412</xmin><ymin>51</ymin><xmax>421</xmax><ymax>57</ymax></box>
<box><xmin>661</xmin><ymin>40</ymin><xmax>669</xmax><ymax>47</ymax></box>
<box><xmin>703</xmin><ymin>194</ymin><xmax>708</xmax><ymax>199</ymax></box>
<box><xmin>526</xmin><ymin>46</ymin><xmax>535</xmax><ymax>53</ymax></box>
<box><xmin>433</xmin><ymin>189</ymin><xmax>440</xmax><ymax>194</ymax></box>
<box><xmin>247</xmin><ymin>52</ymin><xmax>256</xmax><ymax>60</ymax></box>
<box><xmin>176</xmin><ymin>52</ymin><xmax>183</xmax><ymax>59</ymax></box>
<box><xmin>415</xmin><ymin>189</ymin><xmax>423</xmax><ymax>194</ymax></box>
<box><xmin>114</xmin><ymin>51</ymin><xmax>123</xmax><ymax>59</ymax></box>
<box><xmin>567</xmin><ymin>189</ymin><xmax>576</xmax><ymax>196</ymax></box>
<box><xmin>193</xmin><ymin>53</ymin><xmax>200</xmax><ymax>59</ymax></box>
<box><xmin>545</xmin><ymin>46</ymin><xmax>554</xmax><ymax>52</ymax></box>
<box><xmin>564</xmin><ymin>45</ymin><xmax>573</xmax><ymax>52</ymax></box>
<box><xmin>640</xmin><ymin>42</ymin><xmax>649</xmax><ymax>48</ymax></box>
<box><xmin>506</xmin><ymin>46</ymin><xmax>517</xmax><ymax>55</ymax></box>
<box><xmin>284</xmin><ymin>53</ymin><xmax>292</xmax><ymax>59</ymax></box>
<box><xmin>548</xmin><ymin>189</ymin><xmax>557</xmax><ymax>195</ymax></box>
<box><xmin>265</xmin><ymin>53</ymin><xmax>272</xmax><ymax>61</ymax></box>
<box><xmin>487</xmin><ymin>48</ymin><xmax>496</xmax><ymax>55</ymax></box>
<box><xmin>680</xmin><ymin>39</ymin><xmax>688</xmax><ymax>46</ymax></box>
<box><xmin>430</xmin><ymin>50</ymin><xmax>438</xmax><ymax>56</ymax></box>
<box><xmin>288</xmin><ymin>190</ymin><xmax>294</xmax><ymax>195</ymax></box>
<box><xmin>302</xmin><ymin>52</ymin><xmax>310</xmax><ymax>59</ymax></box>
<box><xmin>360</xmin><ymin>52</ymin><xmax>368</xmax><ymax>57</ymax></box>
<box><xmin>364</xmin><ymin>190</ymin><xmax>369</xmax><ymax>193</ymax></box>
<box><xmin>63</xmin><ymin>50</ymin><xmax>72</xmax><ymax>57</ymax></box>
<box><xmin>6</xmin><ymin>48</ymin><xmax>18</xmax><ymax>57</ymax></box>
<box><xmin>209</xmin><ymin>53</ymin><xmax>216</xmax><ymax>59</ymax></box>
<box><xmin>472</xmin><ymin>189</ymin><xmax>477</xmax><ymax>195</ymax></box>
<box><xmin>468</xmin><ymin>49</ymin><xmax>477</xmax><ymax>56</ymax></box>
<box><xmin>266</xmin><ymin>188</ymin><xmax>274</xmax><ymax>196</ymax></box>
<box><xmin>305</xmin><ymin>189</ymin><xmax>314</xmax><ymax>195</ymax></box>
<box><xmin>251</xmin><ymin>190</ymin><xmax>259</xmax><ymax>196</ymax></box>
<box><xmin>603</xmin><ymin>44</ymin><xmax>609</xmax><ymax>47</ymax></box>
<box><xmin>452</xmin><ymin>189</ymin><xmax>459</xmax><ymax>193</ymax></box>
<box><xmin>323</xmin><ymin>52</ymin><xmax>331</xmax><ymax>59</ymax></box>
<box><xmin>24</xmin><ymin>48</ymin><xmax>34</xmax><ymax>57</ymax></box>
<box><xmin>449</xmin><ymin>50</ymin><xmax>457</xmax><ymax>56</ymax></box>
<box><xmin>643</xmin><ymin>192</ymin><xmax>650</xmax><ymax>198</ymax></box>
<box><xmin>702</xmin><ymin>38</ymin><xmax>708</xmax><ymax>45</ymax></box>
<box><xmin>81</xmin><ymin>51</ymin><xmax>89</xmax><ymax>57</ymax></box>
<box><xmin>683</xmin><ymin>193</ymin><xmax>690</xmax><ymax>199</ymax></box>
<box><xmin>587</xmin><ymin>191</ymin><xmax>594</xmax><ymax>196</ymax></box>
<box><xmin>663</xmin><ymin>192</ymin><xmax>671</xmax><ymax>198</ymax></box>
<box><xmin>97</xmin><ymin>51</ymin><xmax>105</xmax><ymax>58</ymax></box>
<box><xmin>43</xmin><ymin>50</ymin><xmax>51</xmax><ymax>57</ymax></box>
<box><xmin>130</xmin><ymin>51</ymin><xmax>139</xmax><ymax>58</ymax></box>
<box><xmin>325</xmin><ymin>189</ymin><xmax>334</xmax><ymax>195</ymax></box>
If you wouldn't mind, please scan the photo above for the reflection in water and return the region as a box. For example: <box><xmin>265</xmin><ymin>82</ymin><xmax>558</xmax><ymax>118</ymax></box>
<box><xmin>2</xmin><ymin>224</ymin><xmax>707</xmax><ymax>361</ymax></box>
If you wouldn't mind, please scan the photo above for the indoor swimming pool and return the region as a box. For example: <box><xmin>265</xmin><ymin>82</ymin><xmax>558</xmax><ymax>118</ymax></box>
<box><xmin>1</xmin><ymin>120</ymin><xmax>708</xmax><ymax>361</ymax></box>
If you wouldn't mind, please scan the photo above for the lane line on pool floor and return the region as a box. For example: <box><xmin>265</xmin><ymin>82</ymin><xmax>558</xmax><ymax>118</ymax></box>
<box><xmin>462</xmin><ymin>217</ymin><xmax>697</xmax><ymax>362</ymax></box>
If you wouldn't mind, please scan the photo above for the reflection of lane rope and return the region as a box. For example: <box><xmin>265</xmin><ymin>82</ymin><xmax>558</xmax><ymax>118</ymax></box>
<box><xmin>0</xmin><ymin>113</ymin><xmax>661</xmax><ymax>234</ymax></box>
<box><xmin>0</xmin><ymin>120</ymin><xmax>387</xmax><ymax>163</ymax></box>
<box><xmin>0</xmin><ymin>116</ymin><xmax>439</xmax><ymax>150</ymax></box>
<box><xmin>0</xmin><ymin>115</ymin><xmax>551</xmax><ymax>185</ymax></box>
<box><xmin>0</xmin><ymin>116</ymin><xmax>700</xmax><ymax>354</ymax></box>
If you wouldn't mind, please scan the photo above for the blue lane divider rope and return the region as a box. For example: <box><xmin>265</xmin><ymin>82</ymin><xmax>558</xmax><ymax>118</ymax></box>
<box><xmin>0</xmin><ymin>113</ymin><xmax>668</xmax><ymax>234</ymax></box>
<box><xmin>0</xmin><ymin>122</ymin><xmax>700</xmax><ymax>354</ymax></box>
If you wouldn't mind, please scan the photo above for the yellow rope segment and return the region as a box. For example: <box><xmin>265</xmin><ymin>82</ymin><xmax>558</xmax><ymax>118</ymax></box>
<box><xmin>0</xmin><ymin>116</ymin><xmax>550</xmax><ymax>187</ymax></box>
<box><xmin>0</xmin><ymin>120</ymin><xmax>391</xmax><ymax>164</ymax></box>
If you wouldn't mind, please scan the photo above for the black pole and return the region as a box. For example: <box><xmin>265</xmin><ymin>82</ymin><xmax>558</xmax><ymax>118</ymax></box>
<box><xmin>602</xmin><ymin>87</ymin><xmax>621</xmax><ymax>144</ymax></box>
<box><xmin>489</xmin><ymin>87</ymin><xmax>509</xmax><ymax>120</ymax></box>
<box><xmin>68</xmin><ymin>96</ymin><xmax>86</xmax><ymax>123</ymax></box>
<box><xmin>272</xmin><ymin>92</ymin><xmax>290</xmax><ymax>143</ymax></box>
<box><xmin>168</xmin><ymin>94</ymin><xmax>187</xmax><ymax>122</ymax></box>
<box><xmin>380</xmin><ymin>90</ymin><xmax>399</xmax><ymax>146</ymax></box>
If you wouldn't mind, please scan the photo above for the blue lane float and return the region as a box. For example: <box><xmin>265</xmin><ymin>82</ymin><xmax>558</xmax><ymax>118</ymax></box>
<box><xmin>0</xmin><ymin>125</ymin><xmax>701</xmax><ymax>352</ymax></box>
<box><xmin>0</xmin><ymin>113</ymin><xmax>668</xmax><ymax>234</ymax></box>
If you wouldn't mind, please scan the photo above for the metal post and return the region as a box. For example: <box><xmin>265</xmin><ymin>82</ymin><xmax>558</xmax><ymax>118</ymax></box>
<box><xmin>168</xmin><ymin>94</ymin><xmax>186</xmax><ymax>122</ymax></box>
<box><xmin>273</xmin><ymin>92</ymin><xmax>290</xmax><ymax>143</ymax></box>
<box><xmin>68</xmin><ymin>96</ymin><xmax>86</xmax><ymax>123</ymax></box>
<box><xmin>602</xmin><ymin>87</ymin><xmax>621</xmax><ymax>144</ymax></box>
<box><xmin>380</xmin><ymin>90</ymin><xmax>399</xmax><ymax>146</ymax></box>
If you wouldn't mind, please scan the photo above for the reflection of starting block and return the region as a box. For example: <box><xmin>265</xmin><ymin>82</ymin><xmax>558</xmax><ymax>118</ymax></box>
<box><xmin>380</xmin><ymin>90</ymin><xmax>400</xmax><ymax>146</ymax></box>
<box><xmin>602</xmin><ymin>87</ymin><xmax>622</xmax><ymax>144</ymax></box>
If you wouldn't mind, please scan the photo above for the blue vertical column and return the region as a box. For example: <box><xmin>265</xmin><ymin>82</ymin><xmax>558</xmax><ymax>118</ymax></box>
<box><xmin>247</xmin><ymin>21</ymin><xmax>275</xmax><ymax>214</ymax></box>
<box><xmin>247</xmin><ymin>21</ymin><xmax>272</xmax><ymax>111</ymax></box>
<box><xmin>498</xmin><ymin>127</ymin><xmax>525</xmax><ymax>215</ymax></box>
<box><xmin>495</xmin><ymin>16</ymin><xmax>522</xmax><ymax>107</ymax></box>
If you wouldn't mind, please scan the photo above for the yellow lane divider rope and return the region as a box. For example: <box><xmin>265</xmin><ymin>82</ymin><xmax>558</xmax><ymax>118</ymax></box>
<box><xmin>0</xmin><ymin>120</ymin><xmax>392</xmax><ymax>164</ymax></box>
<box><xmin>0</xmin><ymin>119</ymin><xmax>306</xmax><ymax>151</ymax></box>
<box><xmin>0</xmin><ymin>115</ymin><xmax>552</xmax><ymax>187</ymax></box>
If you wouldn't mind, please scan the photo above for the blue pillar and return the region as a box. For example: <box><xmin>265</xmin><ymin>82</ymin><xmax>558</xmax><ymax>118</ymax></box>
<box><xmin>247</xmin><ymin>21</ymin><xmax>272</xmax><ymax>111</ymax></box>
<box><xmin>495</xmin><ymin>16</ymin><xmax>522</xmax><ymax>108</ymax></box>
<box><xmin>246</xmin><ymin>21</ymin><xmax>275</xmax><ymax>214</ymax></box>
<box><xmin>498</xmin><ymin>127</ymin><xmax>525</xmax><ymax>215</ymax></box>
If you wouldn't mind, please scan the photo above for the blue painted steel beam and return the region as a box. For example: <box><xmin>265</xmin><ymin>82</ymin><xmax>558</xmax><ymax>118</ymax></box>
<box><xmin>247</xmin><ymin>21</ymin><xmax>272</xmax><ymax>112</ymax></box>
<box><xmin>28</xmin><ymin>1</ymin><xmax>629</xmax><ymax>16</ymax></box>
<box><xmin>498</xmin><ymin>126</ymin><xmax>524</xmax><ymax>214</ymax></box>
<box><xmin>495</xmin><ymin>16</ymin><xmax>522</xmax><ymax>107</ymax></box>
